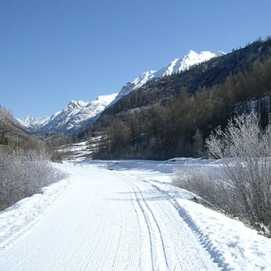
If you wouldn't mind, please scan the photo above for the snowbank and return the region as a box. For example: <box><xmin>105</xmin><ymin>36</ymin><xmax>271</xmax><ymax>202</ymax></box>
<box><xmin>0</xmin><ymin>164</ymin><xmax>70</xmax><ymax>248</ymax></box>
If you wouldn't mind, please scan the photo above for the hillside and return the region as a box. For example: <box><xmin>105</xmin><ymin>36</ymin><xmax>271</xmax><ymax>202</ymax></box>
<box><xmin>86</xmin><ymin>38</ymin><xmax>271</xmax><ymax>159</ymax></box>
<box><xmin>0</xmin><ymin>106</ymin><xmax>45</xmax><ymax>151</ymax></box>
<box><xmin>101</xmin><ymin>39</ymin><xmax>271</xmax><ymax>117</ymax></box>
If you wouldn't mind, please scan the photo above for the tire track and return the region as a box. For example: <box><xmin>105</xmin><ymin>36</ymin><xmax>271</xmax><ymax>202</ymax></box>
<box><xmin>156</xmin><ymin>199</ymin><xmax>210</xmax><ymax>271</ymax></box>
<box><xmin>132</xmin><ymin>184</ymin><xmax>170</xmax><ymax>270</ymax></box>
<box><xmin>146</xmin><ymin>180</ymin><xmax>233</xmax><ymax>271</ymax></box>
<box><xmin>119</xmin><ymin>178</ymin><xmax>143</xmax><ymax>271</ymax></box>
<box><xmin>129</xmin><ymin>184</ymin><xmax>155</xmax><ymax>271</ymax></box>
<box><xmin>130</xmin><ymin>197</ymin><xmax>143</xmax><ymax>271</ymax></box>
<box><xmin>111</xmin><ymin>205</ymin><xmax>125</xmax><ymax>271</ymax></box>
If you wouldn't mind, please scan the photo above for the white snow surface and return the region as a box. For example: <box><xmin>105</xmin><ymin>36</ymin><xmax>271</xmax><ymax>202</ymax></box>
<box><xmin>156</xmin><ymin>50</ymin><xmax>218</xmax><ymax>77</ymax></box>
<box><xmin>57</xmin><ymin>138</ymin><xmax>101</xmax><ymax>161</ymax></box>
<box><xmin>0</xmin><ymin>160</ymin><xmax>270</xmax><ymax>271</ymax></box>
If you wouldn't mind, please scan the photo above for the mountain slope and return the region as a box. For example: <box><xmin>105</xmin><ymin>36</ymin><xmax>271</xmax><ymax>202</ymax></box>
<box><xmin>113</xmin><ymin>50</ymin><xmax>218</xmax><ymax>103</ymax></box>
<box><xmin>18</xmin><ymin>116</ymin><xmax>50</xmax><ymax>130</ymax></box>
<box><xmin>155</xmin><ymin>50</ymin><xmax>219</xmax><ymax>77</ymax></box>
<box><xmin>100</xmin><ymin>39</ymin><xmax>271</xmax><ymax>118</ymax></box>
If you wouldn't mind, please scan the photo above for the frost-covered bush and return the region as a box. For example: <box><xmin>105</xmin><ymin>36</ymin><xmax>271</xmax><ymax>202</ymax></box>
<box><xmin>174</xmin><ymin>169</ymin><xmax>240</xmax><ymax>213</ymax></box>
<box><xmin>0</xmin><ymin>151</ymin><xmax>64</xmax><ymax>210</ymax></box>
<box><xmin>176</xmin><ymin>113</ymin><xmax>271</xmax><ymax>235</ymax></box>
<box><xmin>206</xmin><ymin>113</ymin><xmax>271</xmax><ymax>234</ymax></box>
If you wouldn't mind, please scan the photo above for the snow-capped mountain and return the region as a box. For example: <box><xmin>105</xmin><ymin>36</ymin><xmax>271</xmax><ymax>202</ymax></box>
<box><xmin>20</xmin><ymin>93</ymin><xmax>117</xmax><ymax>135</ymax></box>
<box><xmin>156</xmin><ymin>50</ymin><xmax>218</xmax><ymax>77</ymax></box>
<box><xmin>19</xmin><ymin>50</ymin><xmax>219</xmax><ymax>135</ymax></box>
<box><xmin>113</xmin><ymin>50</ymin><xmax>219</xmax><ymax>102</ymax></box>
<box><xmin>18</xmin><ymin>116</ymin><xmax>50</xmax><ymax>130</ymax></box>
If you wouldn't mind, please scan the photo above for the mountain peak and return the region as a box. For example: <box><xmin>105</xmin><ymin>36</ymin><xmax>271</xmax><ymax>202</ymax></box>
<box><xmin>159</xmin><ymin>50</ymin><xmax>218</xmax><ymax>77</ymax></box>
<box><xmin>66</xmin><ymin>100</ymin><xmax>89</xmax><ymax>110</ymax></box>
<box><xmin>95</xmin><ymin>93</ymin><xmax>118</xmax><ymax>105</ymax></box>
<box><xmin>114</xmin><ymin>50</ymin><xmax>219</xmax><ymax>102</ymax></box>
<box><xmin>131</xmin><ymin>70</ymin><xmax>157</xmax><ymax>89</ymax></box>
<box><xmin>18</xmin><ymin>115</ymin><xmax>49</xmax><ymax>128</ymax></box>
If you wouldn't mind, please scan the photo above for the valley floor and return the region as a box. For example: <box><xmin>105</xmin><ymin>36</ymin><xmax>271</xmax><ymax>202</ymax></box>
<box><xmin>0</xmin><ymin>160</ymin><xmax>270</xmax><ymax>270</ymax></box>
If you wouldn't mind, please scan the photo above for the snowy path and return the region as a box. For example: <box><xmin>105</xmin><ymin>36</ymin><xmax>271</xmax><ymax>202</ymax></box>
<box><xmin>0</xmin><ymin>163</ymin><xmax>222</xmax><ymax>271</ymax></box>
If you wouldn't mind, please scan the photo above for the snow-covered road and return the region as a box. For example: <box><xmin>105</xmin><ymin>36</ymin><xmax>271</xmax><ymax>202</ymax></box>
<box><xmin>0</xmin><ymin>163</ymin><xmax>220</xmax><ymax>271</ymax></box>
<box><xmin>0</xmin><ymin>162</ymin><xmax>270</xmax><ymax>270</ymax></box>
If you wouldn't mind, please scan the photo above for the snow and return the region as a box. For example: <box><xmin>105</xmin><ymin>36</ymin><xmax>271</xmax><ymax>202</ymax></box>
<box><xmin>0</xmin><ymin>165</ymin><xmax>70</xmax><ymax>249</ymax></box>
<box><xmin>18</xmin><ymin>115</ymin><xmax>50</xmax><ymax>128</ymax></box>
<box><xmin>95</xmin><ymin>93</ymin><xmax>119</xmax><ymax>104</ymax></box>
<box><xmin>113</xmin><ymin>50</ymin><xmax>219</xmax><ymax>102</ymax></box>
<box><xmin>47</xmin><ymin>93</ymin><xmax>117</xmax><ymax>132</ymax></box>
<box><xmin>66</xmin><ymin>100</ymin><xmax>89</xmax><ymax>109</ymax></box>
<box><xmin>112</xmin><ymin>71</ymin><xmax>157</xmax><ymax>102</ymax></box>
<box><xmin>19</xmin><ymin>93</ymin><xmax>117</xmax><ymax>134</ymax></box>
<box><xmin>179</xmin><ymin>199</ymin><xmax>271</xmax><ymax>270</ymax></box>
<box><xmin>58</xmin><ymin>140</ymin><xmax>97</xmax><ymax>161</ymax></box>
<box><xmin>0</xmin><ymin>160</ymin><xmax>270</xmax><ymax>270</ymax></box>
<box><xmin>155</xmin><ymin>50</ymin><xmax>218</xmax><ymax>77</ymax></box>
<box><xmin>131</xmin><ymin>70</ymin><xmax>157</xmax><ymax>89</ymax></box>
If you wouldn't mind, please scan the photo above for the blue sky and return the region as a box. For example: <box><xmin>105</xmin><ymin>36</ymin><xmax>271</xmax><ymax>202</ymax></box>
<box><xmin>1</xmin><ymin>0</ymin><xmax>271</xmax><ymax>118</ymax></box>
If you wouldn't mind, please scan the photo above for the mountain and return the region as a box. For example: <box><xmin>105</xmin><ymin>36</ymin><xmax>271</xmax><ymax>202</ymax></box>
<box><xmin>89</xmin><ymin>38</ymin><xmax>271</xmax><ymax>159</ymax></box>
<box><xmin>20</xmin><ymin>93</ymin><xmax>117</xmax><ymax>135</ymax></box>
<box><xmin>100</xmin><ymin>39</ymin><xmax>271</xmax><ymax>119</ymax></box>
<box><xmin>156</xmin><ymin>50</ymin><xmax>219</xmax><ymax>77</ymax></box>
<box><xmin>19</xmin><ymin>50</ymin><xmax>217</xmax><ymax>136</ymax></box>
<box><xmin>113</xmin><ymin>50</ymin><xmax>218</xmax><ymax>103</ymax></box>
<box><xmin>18</xmin><ymin>116</ymin><xmax>50</xmax><ymax>130</ymax></box>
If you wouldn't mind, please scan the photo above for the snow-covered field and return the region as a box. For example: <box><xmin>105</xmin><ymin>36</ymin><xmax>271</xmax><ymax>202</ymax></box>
<box><xmin>0</xmin><ymin>160</ymin><xmax>270</xmax><ymax>270</ymax></box>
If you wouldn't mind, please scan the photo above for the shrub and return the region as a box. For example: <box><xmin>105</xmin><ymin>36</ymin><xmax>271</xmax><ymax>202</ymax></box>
<box><xmin>175</xmin><ymin>168</ymin><xmax>245</xmax><ymax>217</ymax></box>
<box><xmin>206</xmin><ymin>113</ymin><xmax>271</xmax><ymax>234</ymax></box>
<box><xmin>0</xmin><ymin>150</ymin><xmax>65</xmax><ymax>210</ymax></box>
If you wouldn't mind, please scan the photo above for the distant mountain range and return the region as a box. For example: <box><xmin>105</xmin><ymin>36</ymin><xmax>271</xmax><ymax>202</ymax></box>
<box><xmin>18</xmin><ymin>50</ymin><xmax>219</xmax><ymax>135</ymax></box>
<box><xmin>19</xmin><ymin>94</ymin><xmax>117</xmax><ymax>135</ymax></box>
